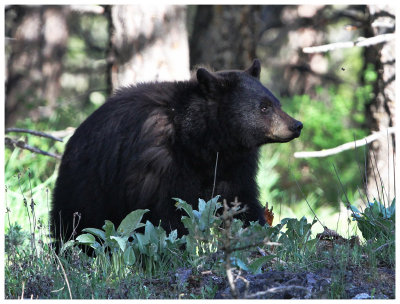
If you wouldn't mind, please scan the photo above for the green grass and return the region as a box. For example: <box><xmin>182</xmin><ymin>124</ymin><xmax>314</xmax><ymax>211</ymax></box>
<box><xmin>5</xmin><ymin>139</ymin><xmax>63</xmax><ymax>233</ymax></box>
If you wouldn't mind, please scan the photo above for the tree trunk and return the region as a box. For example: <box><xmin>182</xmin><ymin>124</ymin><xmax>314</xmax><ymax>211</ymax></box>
<box><xmin>189</xmin><ymin>5</ymin><xmax>335</xmax><ymax>97</ymax></box>
<box><xmin>189</xmin><ymin>5</ymin><xmax>260</xmax><ymax>70</ymax></box>
<box><xmin>5</xmin><ymin>6</ymin><xmax>69</xmax><ymax>127</ymax></box>
<box><xmin>107</xmin><ymin>5</ymin><xmax>190</xmax><ymax>91</ymax></box>
<box><xmin>365</xmin><ymin>5</ymin><xmax>396</xmax><ymax>203</ymax></box>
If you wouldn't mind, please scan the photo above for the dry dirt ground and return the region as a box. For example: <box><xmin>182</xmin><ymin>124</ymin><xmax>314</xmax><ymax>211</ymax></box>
<box><xmin>170</xmin><ymin>265</ymin><xmax>395</xmax><ymax>299</ymax></box>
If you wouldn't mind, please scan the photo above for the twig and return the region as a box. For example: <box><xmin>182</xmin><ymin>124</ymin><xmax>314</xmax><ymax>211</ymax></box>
<box><xmin>353</xmin><ymin>134</ymin><xmax>369</xmax><ymax>206</ymax></box>
<box><xmin>6</xmin><ymin>127</ymin><xmax>63</xmax><ymax>142</ymax></box>
<box><xmin>332</xmin><ymin>163</ymin><xmax>351</xmax><ymax>209</ymax></box>
<box><xmin>5</xmin><ymin>137</ymin><xmax>61</xmax><ymax>159</ymax></box>
<box><xmin>374</xmin><ymin>240</ymin><xmax>394</xmax><ymax>253</ymax></box>
<box><xmin>221</xmin><ymin>200</ymin><xmax>239</xmax><ymax>299</ymax></box>
<box><xmin>294</xmin><ymin>127</ymin><xmax>396</xmax><ymax>158</ymax></box>
<box><xmin>20</xmin><ymin>281</ymin><xmax>25</xmax><ymax>299</ymax></box>
<box><xmin>222</xmin><ymin>241</ymin><xmax>281</xmax><ymax>253</ymax></box>
<box><xmin>211</xmin><ymin>152</ymin><xmax>219</xmax><ymax>200</ymax></box>
<box><xmin>53</xmin><ymin>253</ymin><xmax>73</xmax><ymax>299</ymax></box>
<box><xmin>27</xmin><ymin>169</ymin><xmax>37</xmax><ymax>257</ymax></box>
<box><xmin>245</xmin><ymin>285</ymin><xmax>310</xmax><ymax>299</ymax></box>
<box><xmin>370</xmin><ymin>147</ymin><xmax>388</xmax><ymax>206</ymax></box>
<box><xmin>303</xmin><ymin>33</ymin><xmax>395</xmax><ymax>53</ymax></box>
<box><xmin>368</xmin><ymin>143</ymin><xmax>383</xmax><ymax>204</ymax></box>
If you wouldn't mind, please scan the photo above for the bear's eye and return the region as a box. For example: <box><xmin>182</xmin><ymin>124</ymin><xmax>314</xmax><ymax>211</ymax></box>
<box><xmin>260</xmin><ymin>106</ymin><xmax>270</xmax><ymax>113</ymax></box>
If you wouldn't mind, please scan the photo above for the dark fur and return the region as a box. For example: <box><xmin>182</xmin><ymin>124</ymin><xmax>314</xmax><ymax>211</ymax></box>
<box><xmin>51</xmin><ymin>60</ymin><xmax>302</xmax><ymax>242</ymax></box>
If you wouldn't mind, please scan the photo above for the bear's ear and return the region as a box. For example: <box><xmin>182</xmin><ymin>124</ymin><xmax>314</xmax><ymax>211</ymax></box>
<box><xmin>196</xmin><ymin>68</ymin><xmax>217</xmax><ymax>93</ymax></box>
<box><xmin>245</xmin><ymin>59</ymin><xmax>261</xmax><ymax>79</ymax></box>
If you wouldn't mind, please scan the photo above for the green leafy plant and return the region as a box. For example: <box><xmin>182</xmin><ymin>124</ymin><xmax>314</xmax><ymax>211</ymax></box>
<box><xmin>71</xmin><ymin>209</ymin><xmax>184</xmax><ymax>275</ymax></box>
<box><xmin>276</xmin><ymin>216</ymin><xmax>318</xmax><ymax>262</ymax></box>
<box><xmin>234</xmin><ymin>221</ymin><xmax>282</xmax><ymax>274</ymax></box>
<box><xmin>132</xmin><ymin>220</ymin><xmax>184</xmax><ymax>274</ymax></box>
<box><xmin>175</xmin><ymin>195</ymin><xmax>222</xmax><ymax>256</ymax></box>
<box><xmin>350</xmin><ymin>198</ymin><xmax>395</xmax><ymax>241</ymax></box>
<box><xmin>5</xmin><ymin>223</ymin><xmax>28</xmax><ymax>254</ymax></box>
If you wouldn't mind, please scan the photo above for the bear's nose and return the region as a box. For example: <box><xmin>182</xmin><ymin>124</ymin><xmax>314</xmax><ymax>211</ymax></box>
<box><xmin>290</xmin><ymin>121</ymin><xmax>303</xmax><ymax>133</ymax></box>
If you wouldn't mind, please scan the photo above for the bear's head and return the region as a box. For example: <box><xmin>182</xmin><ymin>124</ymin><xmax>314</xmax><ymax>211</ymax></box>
<box><xmin>196</xmin><ymin>59</ymin><xmax>303</xmax><ymax>148</ymax></box>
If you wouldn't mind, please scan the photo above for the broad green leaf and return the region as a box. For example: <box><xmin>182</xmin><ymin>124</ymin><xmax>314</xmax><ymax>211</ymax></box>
<box><xmin>110</xmin><ymin>236</ymin><xmax>129</xmax><ymax>252</ymax></box>
<box><xmin>148</xmin><ymin>243</ymin><xmax>158</xmax><ymax>257</ymax></box>
<box><xmin>181</xmin><ymin>217</ymin><xmax>195</xmax><ymax>233</ymax></box>
<box><xmin>199</xmin><ymin>197</ymin><xmax>220</xmax><ymax>231</ymax></box>
<box><xmin>82</xmin><ymin>228</ymin><xmax>106</xmax><ymax>241</ymax></box>
<box><xmin>349</xmin><ymin>204</ymin><xmax>361</xmax><ymax>212</ymax></box>
<box><xmin>208</xmin><ymin>195</ymin><xmax>221</xmax><ymax>205</ymax></box>
<box><xmin>60</xmin><ymin>240</ymin><xmax>75</xmax><ymax>254</ymax></box>
<box><xmin>123</xmin><ymin>246</ymin><xmax>136</xmax><ymax>265</ymax></box>
<box><xmin>167</xmin><ymin>229</ymin><xmax>178</xmax><ymax>242</ymax></box>
<box><xmin>193</xmin><ymin>210</ymin><xmax>201</xmax><ymax>220</ymax></box>
<box><xmin>248</xmin><ymin>255</ymin><xmax>276</xmax><ymax>274</ymax></box>
<box><xmin>231</xmin><ymin>257</ymin><xmax>249</xmax><ymax>272</ymax></box>
<box><xmin>144</xmin><ymin>220</ymin><xmax>155</xmax><ymax>238</ymax></box>
<box><xmin>174</xmin><ymin>198</ymin><xmax>194</xmax><ymax>218</ymax></box>
<box><xmin>76</xmin><ymin>233</ymin><xmax>95</xmax><ymax>245</ymax></box>
<box><xmin>103</xmin><ymin>220</ymin><xmax>116</xmax><ymax>239</ymax></box>
<box><xmin>90</xmin><ymin>241</ymin><xmax>102</xmax><ymax>251</ymax></box>
<box><xmin>117</xmin><ymin>209</ymin><xmax>149</xmax><ymax>236</ymax></box>
<box><xmin>198</xmin><ymin>198</ymin><xmax>206</xmax><ymax>213</ymax></box>
<box><xmin>136</xmin><ymin>233</ymin><xmax>149</xmax><ymax>254</ymax></box>
<box><xmin>388</xmin><ymin>198</ymin><xmax>395</xmax><ymax>218</ymax></box>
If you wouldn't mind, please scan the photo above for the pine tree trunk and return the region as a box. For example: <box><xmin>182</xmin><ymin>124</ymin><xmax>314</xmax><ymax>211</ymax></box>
<box><xmin>107</xmin><ymin>5</ymin><xmax>190</xmax><ymax>91</ymax></box>
<box><xmin>189</xmin><ymin>5</ymin><xmax>260</xmax><ymax>70</ymax></box>
<box><xmin>365</xmin><ymin>5</ymin><xmax>396</xmax><ymax>203</ymax></box>
<box><xmin>5</xmin><ymin>6</ymin><xmax>69</xmax><ymax>127</ymax></box>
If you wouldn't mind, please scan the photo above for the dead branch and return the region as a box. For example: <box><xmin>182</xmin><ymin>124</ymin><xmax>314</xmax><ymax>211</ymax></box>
<box><xmin>47</xmin><ymin>127</ymin><xmax>76</xmax><ymax>139</ymax></box>
<box><xmin>245</xmin><ymin>285</ymin><xmax>310</xmax><ymax>299</ymax></box>
<box><xmin>70</xmin><ymin>5</ymin><xmax>104</xmax><ymax>14</ymax></box>
<box><xmin>5</xmin><ymin>137</ymin><xmax>61</xmax><ymax>159</ymax></box>
<box><xmin>294</xmin><ymin>127</ymin><xmax>395</xmax><ymax>158</ymax></box>
<box><xmin>6</xmin><ymin>128</ymin><xmax>63</xmax><ymax>142</ymax></box>
<box><xmin>221</xmin><ymin>199</ymin><xmax>240</xmax><ymax>299</ymax></box>
<box><xmin>303</xmin><ymin>33</ymin><xmax>395</xmax><ymax>53</ymax></box>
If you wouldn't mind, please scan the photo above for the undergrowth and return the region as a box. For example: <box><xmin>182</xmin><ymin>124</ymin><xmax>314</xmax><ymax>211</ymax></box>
<box><xmin>5</xmin><ymin>187</ymin><xmax>395</xmax><ymax>299</ymax></box>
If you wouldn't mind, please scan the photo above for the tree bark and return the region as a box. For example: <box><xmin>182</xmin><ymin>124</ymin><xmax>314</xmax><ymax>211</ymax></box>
<box><xmin>189</xmin><ymin>5</ymin><xmax>260</xmax><ymax>70</ymax></box>
<box><xmin>5</xmin><ymin>6</ymin><xmax>69</xmax><ymax>127</ymax></box>
<box><xmin>189</xmin><ymin>5</ymin><xmax>337</xmax><ymax>97</ymax></box>
<box><xmin>365</xmin><ymin>5</ymin><xmax>396</xmax><ymax>203</ymax></box>
<box><xmin>107</xmin><ymin>5</ymin><xmax>190</xmax><ymax>91</ymax></box>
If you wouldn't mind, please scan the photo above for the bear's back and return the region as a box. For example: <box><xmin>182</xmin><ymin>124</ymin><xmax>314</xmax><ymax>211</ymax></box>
<box><xmin>51</xmin><ymin>82</ymin><xmax>186</xmax><ymax>241</ymax></box>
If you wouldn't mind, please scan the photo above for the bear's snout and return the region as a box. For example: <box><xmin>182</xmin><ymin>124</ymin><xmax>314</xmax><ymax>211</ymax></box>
<box><xmin>290</xmin><ymin>120</ymin><xmax>303</xmax><ymax>137</ymax></box>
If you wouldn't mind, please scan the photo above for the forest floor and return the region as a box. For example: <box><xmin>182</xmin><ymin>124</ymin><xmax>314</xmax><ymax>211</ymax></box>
<box><xmin>6</xmin><ymin>245</ymin><xmax>396</xmax><ymax>300</ymax></box>
<box><xmin>150</xmin><ymin>264</ymin><xmax>395</xmax><ymax>299</ymax></box>
<box><xmin>5</xmin><ymin>198</ymin><xmax>395</xmax><ymax>299</ymax></box>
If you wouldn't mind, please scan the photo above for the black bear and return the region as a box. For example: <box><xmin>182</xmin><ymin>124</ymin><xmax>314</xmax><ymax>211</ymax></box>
<box><xmin>50</xmin><ymin>59</ymin><xmax>302</xmax><ymax>243</ymax></box>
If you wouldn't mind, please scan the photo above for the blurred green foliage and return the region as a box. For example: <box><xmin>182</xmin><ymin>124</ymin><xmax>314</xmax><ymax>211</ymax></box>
<box><xmin>257</xmin><ymin>61</ymin><xmax>375</xmax><ymax>224</ymax></box>
<box><xmin>58</xmin><ymin>12</ymin><xmax>109</xmax><ymax>129</ymax></box>
<box><xmin>5</xmin><ymin>121</ymin><xmax>65</xmax><ymax>232</ymax></box>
